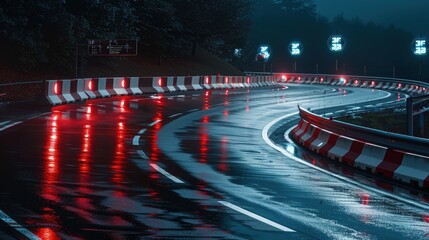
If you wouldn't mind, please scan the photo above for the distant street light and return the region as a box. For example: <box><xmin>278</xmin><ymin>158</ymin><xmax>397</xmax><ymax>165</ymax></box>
<box><xmin>288</xmin><ymin>41</ymin><xmax>303</xmax><ymax>73</ymax></box>
<box><xmin>328</xmin><ymin>34</ymin><xmax>345</xmax><ymax>73</ymax></box>
<box><xmin>234</xmin><ymin>48</ymin><xmax>242</xmax><ymax>58</ymax></box>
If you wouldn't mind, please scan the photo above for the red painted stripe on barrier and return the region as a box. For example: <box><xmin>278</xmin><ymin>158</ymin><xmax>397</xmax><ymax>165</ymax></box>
<box><xmin>375</xmin><ymin>149</ymin><xmax>405</xmax><ymax>178</ymax></box>
<box><xmin>342</xmin><ymin>141</ymin><xmax>365</xmax><ymax>166</ymax></box>
<box><xmin>303</xmin><ymin>128</ymin><xmax>321</xmax><ymax>148</ymax></box>
<box><xmin>318</xmin><ymin>134</ymin><xmax>339</xmax><ymax>156</ymax></box>
<box><xmin>291</xmin><ymin>120</ymin><xmax>304</xmax><ymax>137</ymax></box>
<box><xmin>295</xmin><ymin>122</ymin><xmax>310</xmax><ymax>141</ymax></box>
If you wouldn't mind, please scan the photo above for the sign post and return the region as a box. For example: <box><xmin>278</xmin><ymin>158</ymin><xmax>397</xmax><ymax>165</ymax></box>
<box><xmin>328</xmin><ymin>35</ymin><xmax>345</xmax><ymax>73</ymax></box>
<box><xmin>288</xmin><ymin>41</ymin><xmax>303</xmax><ymax>73</ymax></box>
<box><xmin>412</xmin><ymin>36</ymin><xmax>427</xmax><ymax>81</ymax></box>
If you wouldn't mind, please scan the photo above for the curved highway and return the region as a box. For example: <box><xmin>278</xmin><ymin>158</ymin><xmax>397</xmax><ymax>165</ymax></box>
<box><xmin>0</xmin><ymin>84</ymin><xmax>428</xmax><ymax>239</ymax></box>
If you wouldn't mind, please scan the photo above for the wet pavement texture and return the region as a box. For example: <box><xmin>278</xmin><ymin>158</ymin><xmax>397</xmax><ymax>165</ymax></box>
<box><xmin>0</xmin><ymin>85</ymin><xmax>428</xmax><ymax>239</ymax></box>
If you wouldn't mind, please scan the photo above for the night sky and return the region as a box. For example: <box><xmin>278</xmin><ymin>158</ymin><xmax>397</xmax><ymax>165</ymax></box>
<box><xmin>315</xmin><ymin>0</ymin><xmax>429</xmax><ymax>36</ymax></box>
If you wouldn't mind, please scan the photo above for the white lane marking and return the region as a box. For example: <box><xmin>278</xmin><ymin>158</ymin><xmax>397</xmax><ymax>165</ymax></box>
<box><xmin>138</xmin><ymin>128</ymin><xmax>146</xmax><ymax>135</ymax></box>
<box><xmin>262</xmin><ymin>112</ymin><xmax>429</xmax><ymax>211</ymax></box>
<box><xmin>149</xmin><ymin>163</ymin><xmax>184</xmax><ymax>184</ymax></box>
<box><xmin>0</xmin><ymin>121</ymin><xmax>22</xmax><ymax>132</ymax></box>
<box><xmin>0</xmin><ymin>121</ymin><xmax>10</xmax><ymax>126</ymax></box>
<box><xmin>148</xmin><ymin>120</ymin><xmax>161</xmax><ymax>127</ymax></box>
<box><xmin>0</xmin><ymin>210</ymin><xmax>40</xmax><ymax>240</ymax></box>
<box><xmin>218</xmin><ymin>201</ymin><xmax>295</xmax><ymax>232</ymax></box>
<box><xmin>132</xmin><ymin>136</ymin><xmax>141</xmax><ymax>146</ymax></box>
<box><xmin>188</xmin><ymin>108</ymin><xmax>199</xmax><ymax>112</ymax></box>
<box><xmin>137</xmin><ymin>150</ymin><xmax>149</xmax><ymax>160</ymax></box>
<box><xmin>335</xmin><ymin>110</ymin><xmax>345</xmax><ymax>113</ymax></box>
<box><xmin>26</xmin><ymin>112</ymin><xmax>50</xmax><ymax>121</ymax></box>
<box><xmin>169</xmin><ymin>113</ymin><xmax>183</xmax><ymax>118</ymax></box>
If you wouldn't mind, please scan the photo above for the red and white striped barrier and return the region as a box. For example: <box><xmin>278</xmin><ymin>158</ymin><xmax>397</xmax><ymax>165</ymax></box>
<box><xmin>292</xmin><ymin>118</ymin><xmax>429</xmax><ymax>188</ymax></box>
<box><xmin>46</xmin><ymin>74</ymin><xmax>278</xmax><ymax>106</ymax></box>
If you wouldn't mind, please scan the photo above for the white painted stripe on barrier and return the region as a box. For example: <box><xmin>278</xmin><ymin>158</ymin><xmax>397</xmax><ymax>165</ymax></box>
<box><xmin>308</xmin><ymin>130</ymin><xmax>332</xmax><ymax>151</ymax></box>
<box><xmin>218</xmin><ymin>201</ymin><xmax>295</xmax><ymax>232</ymax></box>
<box><xmin>98</xmin><ymin>78</ymin><xmax>110</xmax><ymax>97</ymax></box>
<box><xmin>130</xmin><ymin>77</ymin><xmax>142</xmax><ymax>95</ymax></box>
<box><xmin>177</xmin><ymin>77</ymin><xmax>187</xmax><ymax>91</ymax></box>
<box><xmin>192</xmin><ymin>76</ymin><xmax>203</xmax><ymax>90</ymax></box>
<box><xmin>149</xmin><ymin>163</ymin><xmax>184</xmax><ymax>184</ymax></box>
<box><xmin>166</xmin><ymin>77</ymin><xmax>177</xmax><ymax>92</ymax></box>
<box><xmin>327</xmin><ymin>136</ymin><xmax>353</xmax><ymax>161</ymax></box>
<box><xmin>138</xmin><ymin>128</ymin><xmax>146</xmax><ymax>135</ymax></box>
<box><xmin>61</xmin><ymin>80</ymin><xmax>75</xmax><ymax>102</ymax></box>
<box><xmin>77</xmin><ymin>79</ymin><xmax>88</xmax><ymax>100</ymax></box>
<box><xmin>354</xmin><ymin>144</ymin><xmax>387</xmax><ymax>172</ymax></box>
<box><xmin>394</xmin><ymin>154</ymin><xmax>429</xmax><ymax>187</ymax></box>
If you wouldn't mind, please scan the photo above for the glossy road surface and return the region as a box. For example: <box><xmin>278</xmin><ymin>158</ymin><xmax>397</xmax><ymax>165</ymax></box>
<box><xmin>0</xmin><ymin>85</ymin><xmax>429</xmax><ymax>239</ymax></box>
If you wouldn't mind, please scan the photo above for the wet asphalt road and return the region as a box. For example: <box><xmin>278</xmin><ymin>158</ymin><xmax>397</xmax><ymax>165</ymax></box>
<box><xmin>0</xmin><ymin>84</ymin><xmax>429</xmax><ymax>239</ymax></box>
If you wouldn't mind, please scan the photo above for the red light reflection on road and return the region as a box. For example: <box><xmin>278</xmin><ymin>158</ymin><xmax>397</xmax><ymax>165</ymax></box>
<box><xmin>199</xmin><ymin>116</ymin><xmax>210</xmax><ymax>163</ymax></box>
<box><xmin>43</xmin><ymin>112</ymin><xmax>61</xmax><ymax>202</ymax></box>
<box><xmin>35</xmin><ymin>227</ymin><xmax>61</xmax><ymax>240</ymax></box>
<box><xmin>79</xmin><ymin>124</ymin><xmax>92</xmax><ymax>177</ymax></box>
<box><xmin>361</xmin><ymin>193</ymin><xmax>370</xmax><ymax>205</ymax></box>
<box><xmin>204</xmin><ymin>91</ymin><xmax>210</xmax><ymax>110</ymax></box>
<box><xmin>112</xmin><ymin>122</ymin><xmax>125</xmax><ymax>184</ymax></box>
<box><xmin>148</xmin><ymin>95</ymin><xmax>165</xmax><ymax>181</ymax></box>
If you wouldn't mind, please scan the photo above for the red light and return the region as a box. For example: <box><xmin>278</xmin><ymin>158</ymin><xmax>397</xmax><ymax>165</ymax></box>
<box><xmin>225</xmin><ymin>77</ymin><xmax>229</xmax><ymax>84</ymax></box>
<box><xmin>225</xmin><ymin>89</ymin><xmax>229</xmax><ymax>96</ymax></box>
<box><xmin>54</xmin><ymin>83</ymin><xmax>59</xmax><ymax>95</ymax></box>
<box><xmin>247</xmin><ymin>77</ymin><xmax>250</xmax><ymax>84</ymax></box>
<box><xmin>321</xmin><ymin>78</ymin><xmax>324</xmax><ymax>82</ymax></box>
<box><xmin>205</xmin><ymin>77</ymin><xmax>209</xmax><ymax>84</ymax></box>
<box><xmin>158</xmin><ymin>78</ymin><xmax>162</xmax><ymax>87</ymax></box>
<box><xmin>399</xmin><ymin>83</ymin><xmax>402</xmax><ymax>87</ymax></box>
<box><xmin>298</xmin><ymin>77</ymin><xmax>301</xmax><ymax>80</ymax></box>
<box><xmin>371</xmin><ymin>81</ymin><xmax>375</xmax><ymax>85</ymax></box>
<box><xmin>88</xmin><ymin>80</ymin><xmax>93</xmax><ymax>90</ymax></box>
<box><xmin>121</xmin><ymin>79</ymin><xmax>125</xmax><ymax>88</ymax></box>
<box><xmin>361</xmin><ymin>193</ymin><xmax>370</xmax><ymax>205</ymax></box>
<box><xmin>355</xmin><ymin>80</ymin><xmax>358</xmax><ymax>84</ymax></box>
<box><xmin>205</xmin><ymin>91</ymin><xmax>209</xmax><ymax>97</ymax></box>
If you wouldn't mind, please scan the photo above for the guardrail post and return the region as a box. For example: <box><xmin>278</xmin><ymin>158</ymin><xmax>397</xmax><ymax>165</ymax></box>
<box><xmin>407</xmin><ymin>97</ymin><xmax>413</xmax><ymax>136</ymax></box>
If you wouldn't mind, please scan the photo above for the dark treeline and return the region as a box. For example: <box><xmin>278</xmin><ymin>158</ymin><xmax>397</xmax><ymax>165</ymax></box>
<box><xmin>244</xmin><ymin>0</ymin><xmax>427</xmax><ymax>81</ymax></box>
<box><xmin>0</xmin><ymin>0</ymin><xmax>252</xmax><ymax>73</ymax></box>
<box><xmin>0</xmin><ymin>0</ymin><xmax>427</xmax><ymax>81</ymax></box>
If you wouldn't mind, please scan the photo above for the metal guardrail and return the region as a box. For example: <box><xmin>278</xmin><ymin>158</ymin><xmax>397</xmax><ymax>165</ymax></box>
<box><xmin>246</xmin><ymin>71</ymin><xmax>429</xmax><ymax>91</ymax></box>
<box><xmin>0</xmin><ymin>81</ymin><xmax>44</xmax><ymax>103</ymax></box>
<box><xmin>299</xmin><ymin>107</ymin><xmax>429</xmax><ymax>157</ymax></box>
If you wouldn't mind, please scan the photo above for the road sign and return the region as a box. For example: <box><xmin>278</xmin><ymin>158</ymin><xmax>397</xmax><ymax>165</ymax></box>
<box><xmin>88</xmin><ymin>39</ymin><xmax>138</xmax><ymax>56</ymax></box>
<box><xmin>412</xmin><ymin>38</ymin><xmax>427</xmax><ymax>56</ymax></box>
<box><xmin>255</xmin><ymin>45</ymin><xmax>271</xmax><ymax>63</ymax></box>
<box><xmin>328</xmin><ymin>35</ymin><xmax>345</xmax><ymax>52</ymax></box>
<box><xmin>289</xmin><ymin>41</ymin><xmax>303</xmax><ymax>56</ymax></box>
